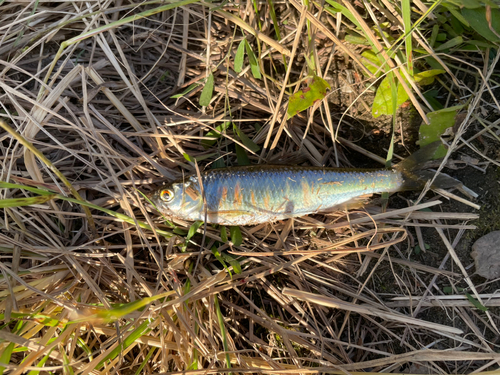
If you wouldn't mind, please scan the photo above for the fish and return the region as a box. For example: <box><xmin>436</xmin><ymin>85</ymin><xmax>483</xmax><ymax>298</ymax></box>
<box><xmin>151</xmin><ymin>142</ymin><xmax>458</xmax><ymax>226</ymax></box>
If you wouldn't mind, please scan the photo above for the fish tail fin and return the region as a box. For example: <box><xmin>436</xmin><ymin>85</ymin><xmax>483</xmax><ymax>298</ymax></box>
<box><xmin>394</xmin><ymin>141</ymin><xmax>465</xmax><ymax>192</ymax></box>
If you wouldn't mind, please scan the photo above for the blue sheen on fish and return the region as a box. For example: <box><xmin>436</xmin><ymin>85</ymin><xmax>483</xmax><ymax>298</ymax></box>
<box><xmin>151</xmin><ymin>165</ymin><xmax>404</xmax><ymax>225</ymax></box>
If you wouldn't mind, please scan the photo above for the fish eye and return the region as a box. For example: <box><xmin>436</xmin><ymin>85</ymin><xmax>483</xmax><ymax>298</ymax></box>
<box><xmin>160</xmin><ymin>189</ymin><xmax>174</xmax><ymax>203</ymax></box>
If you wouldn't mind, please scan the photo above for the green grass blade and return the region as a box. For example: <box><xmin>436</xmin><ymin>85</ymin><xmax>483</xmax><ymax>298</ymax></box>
<box><xmin>214</xmin><ymin>296</ymin><xmax>231</xmax><ymax>372</ymax></box>
<box><xmin>26</xmin><ymin>351</ymin><xmax>51</xmax><ymax>375</ymax></box>
<box><xmin>0</xmin><ymin>195</ymin><xmax>57</xmax><ymax>208</ymax></box>
<box><xmin>402</xmin><ymin>0</ymin><xmax>413</xmax><ymax>76</ymax></box>
<box><xmin>76</xmin><ymin>336</ymin><xmax>93</xmax><ymax>361</ymax></box>
<box><xmin>229</xmin><ymin>226</ymin><xmax>242</xmax><ymax>246</ymax></box>
<box><xmin>171</xmin><ymin>83</ymin><xmax>200</xmax><ymax>99</ymax></box>
<box><xmin>0</xmin><ymin>342</ymin><xmax>15</xmax><ymax>375</ymax></box>
<box><xmin>244</xmin><ymin>40</ymin><xmax>261</xmax><ymax>79</ymax></box>
<box><xmin>251</xmin><ymin>0</ymin><xmax>262</xmax><ymax>30</ymax></box>
<box><xmin>97</xmin><ymin>319</ymin><xmax>152</xmax><ymax>369</ymax></box>
<box><xmin>465</xmin><ymin>292</ymin><xmax>488</xmax><ymax>311</ymax></box>
<box><xmin>199</xmin><ymin>73</ymin><xmax>215</xmax><ymax>106</ymax></box>
<box><xmin>267</xmin><ymin>0</ymin><xmax>281</xmax><ymax>40</ymax></box>
<box><xmin>61</xmin><ymin>347</ymin><xmax>74</xmax><ymax>375</ymax></box>
<box><xmin>0</xmin><ymin>181</ymin><xmax>56</xmax><ymax>195</ymax></box>
<box><xmin>386</xmin><ymin>0</ymin><xmax>444</xmax><ymax>55</ymax></box>
<box><xmin>69</xmin><ymin>293</ymin><xmax>174</xmax><ymax>324</ymax></box>
<box><xmin>134</xmin><ymin>347</ymin><xmax>156</xmax><ymax>375</ymax></box>
<box><xmin>234</xmin><ymin>40</ymin><xmax>246</xmax><ymax>73</ymax></box>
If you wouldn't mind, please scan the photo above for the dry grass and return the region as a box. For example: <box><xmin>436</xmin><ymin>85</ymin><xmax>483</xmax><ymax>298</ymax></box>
<box><xmin>0</xmin><ymin>0</ymin><xmax>499</xmax><ymax>374</ymax></box>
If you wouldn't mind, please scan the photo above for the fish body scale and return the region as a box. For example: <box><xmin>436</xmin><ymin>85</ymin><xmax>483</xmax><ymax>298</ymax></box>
<box><xmin>189</xmin><ymin>166</ymin><xmax>403</xmax><ymax>225</ymax></box>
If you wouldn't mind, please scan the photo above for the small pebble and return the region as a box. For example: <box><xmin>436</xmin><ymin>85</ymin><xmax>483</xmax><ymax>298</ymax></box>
<box><xmin>471</xmin><ymin>231</ymin><xmax>500</xmax><ymax>279</ymax></box>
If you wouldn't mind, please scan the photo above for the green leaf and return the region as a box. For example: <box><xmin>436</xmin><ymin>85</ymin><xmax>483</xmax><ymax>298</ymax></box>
<box><xmin>183</xmin><ymin>152</ymin><xmax>216</xmax><ymax>163</ymax></box>
<box><xmin>462</xmin><ymin>7</ymin><xmax>500</xmax><ymax>42</ymax></box>
<box><xmin>419</xmin><ymin>105</ymin><xmax>463</xmax><ymax>159</ymax></box>
<box><xmin>287</xmin><ymin>75</ymin><xmax>331</xmax><ymax>118</ymax></box>
<box><xmin>361</xmin><ymin>49</ymin><xmax>382</xmax><ymax>77</ymax></box>
<box><xmin>212</xmin><ymin>158</ymin><xmax>226</xmax><ymax>169</ymax></box>
<box><xmin>235</xmin><ymin>144</ymin><xmax>250</xmax><ymax>166</ymax></box>
<box><xmin>445</xmin><ymin>0</ymin><xmax>482</xmax><ymax>9</ymax></box>
<box><xmin>234</xmin><ymin>40</ymin><xmax>246</xmax><ymax>73</ymax></box>
<box><xmin>465</xmin><ymin>292</ymin><xmax>488</xmax><ymax>311</ymax></box>
<box><xmin>372</xmin><ymin>76</ymin><xmax>409</xmax><ymax>118</ymax></box>
<box><xmin>244</xmin><ymin>40</ymin><xmax>261</xmax><ymax>79</ymax></box>
<box><xmin>435</xmin><ymin>36</ymin><xmax>463</xmax><ymax>51</ymax></box>
<box><xmin>430</xmin><ymin>24</ymin><xmax>440</xmax><ymax>47</ymax></box>
<box><xmin>414</xmin><ymin>243</ymin><xmax>430</xmax><ymax>255</ymax></box>
<box><xmin>325</xmin><ymin>0</ymin><xmax>360</xmax><ymax>27</ymax></box>
<box><xmin>220</xmin><ymin>226</ymin><xmax>228</xmax><ymax>243</ymax></box>
<box><xmin>171</xmin><ymin>83</ymin><xmax>199</xmax><ymax>99</ymax></box>
<box><xmin>187</xmin><ymin>221</ymin><xmax>204</xmax><ymax>241</ymax></box>
<box><xmin>199</xmin><ymin>73</ymin><xmax>214</xmax><ymax>107</ymax></box>
<box><xmin>221</xmin><ymin>253</ymin><xmax>242</xmax><ymax>274</ymax></box>
<box><xmin>182</xmin><ymin>220</ymin><xmax>204</xmax><ymax>252</ymax></box>
<box><xmin>423</xmin><ymin>90</ymin><xmax>444</xmax><ymax>111</ymax></box>
<box><xmin>414</xmin><ymin>69</ymin><xmax>446</xmax><ymax>86</ymax></box>
<box><xmin>464</xmin><ymin>39</ymin><xmax>498</xmax><ymax>48</ymax></box>
<box><xmin>414</xmin><ymin>245</ymin><xmax>422</xmax><ymax>255</ymax></box>
<box><xmin>345</xmin><ymin>33</ymin><xmax>372</xmax><ymax>45</ymax></box>
<box><xmin>173</xmin><ymin>227</ymin><xmax>187</xmax><ymax>235</ymax></box>
<box><xmin>0</xmin><ymin>194</ymin><xmax>57</xmax><ymax>208</ymax></box>
<box><xmin>233</xmin><ymin>124</ymin><xmax>260</xmax><ymax>152</ymax></box>
<box><xmin>211</xmin><ymin>246</ymin><xmax>230</xmax><ymax>276</ymax></box>
<box><xmin>229</xmin><ymin>226</ymin><xmax>242</xmax><ymax>246</ymax></box>
<box><xmin>201</xmin><ymin>121</ymin><xmax>231</xmax><ymax>148</ymax></box>
<box><xmin>451</xmin><ymin>10</ymin><xmax>467</xmax><ymax>32</ymax></box>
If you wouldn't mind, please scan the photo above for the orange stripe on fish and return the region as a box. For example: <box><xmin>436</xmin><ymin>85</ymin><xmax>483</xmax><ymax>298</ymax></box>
<box><xmin>221</xmin><ymin>186</ymin><xmax>228</xmax><ymax>201</ymax></box>
<box><xmin>234</xmin><ymin>182</ymin><xmax>243</xmax><ymax>207</ymax></box>
<box><xmin>263</xmin><ymin>192</ymin><xmax>271</xmax><ymax>210</ymax></box>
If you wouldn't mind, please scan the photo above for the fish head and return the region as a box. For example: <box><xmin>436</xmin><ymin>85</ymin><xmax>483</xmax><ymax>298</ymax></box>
<box><xmin>151</xmin><ymin>177</ymin><xmax>204</xmax><ymax>221</ymax></box>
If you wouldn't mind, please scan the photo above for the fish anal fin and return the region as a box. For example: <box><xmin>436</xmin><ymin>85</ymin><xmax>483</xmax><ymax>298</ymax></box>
<box><xmin>339</xmin><ymin>194</ymin><xmax>373</xmax><ymax>210</ymax></box>
<box><xmin>208</xmin><ymin>209</ymin><xmax>252</xmax><ymax>217</ymax></box>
